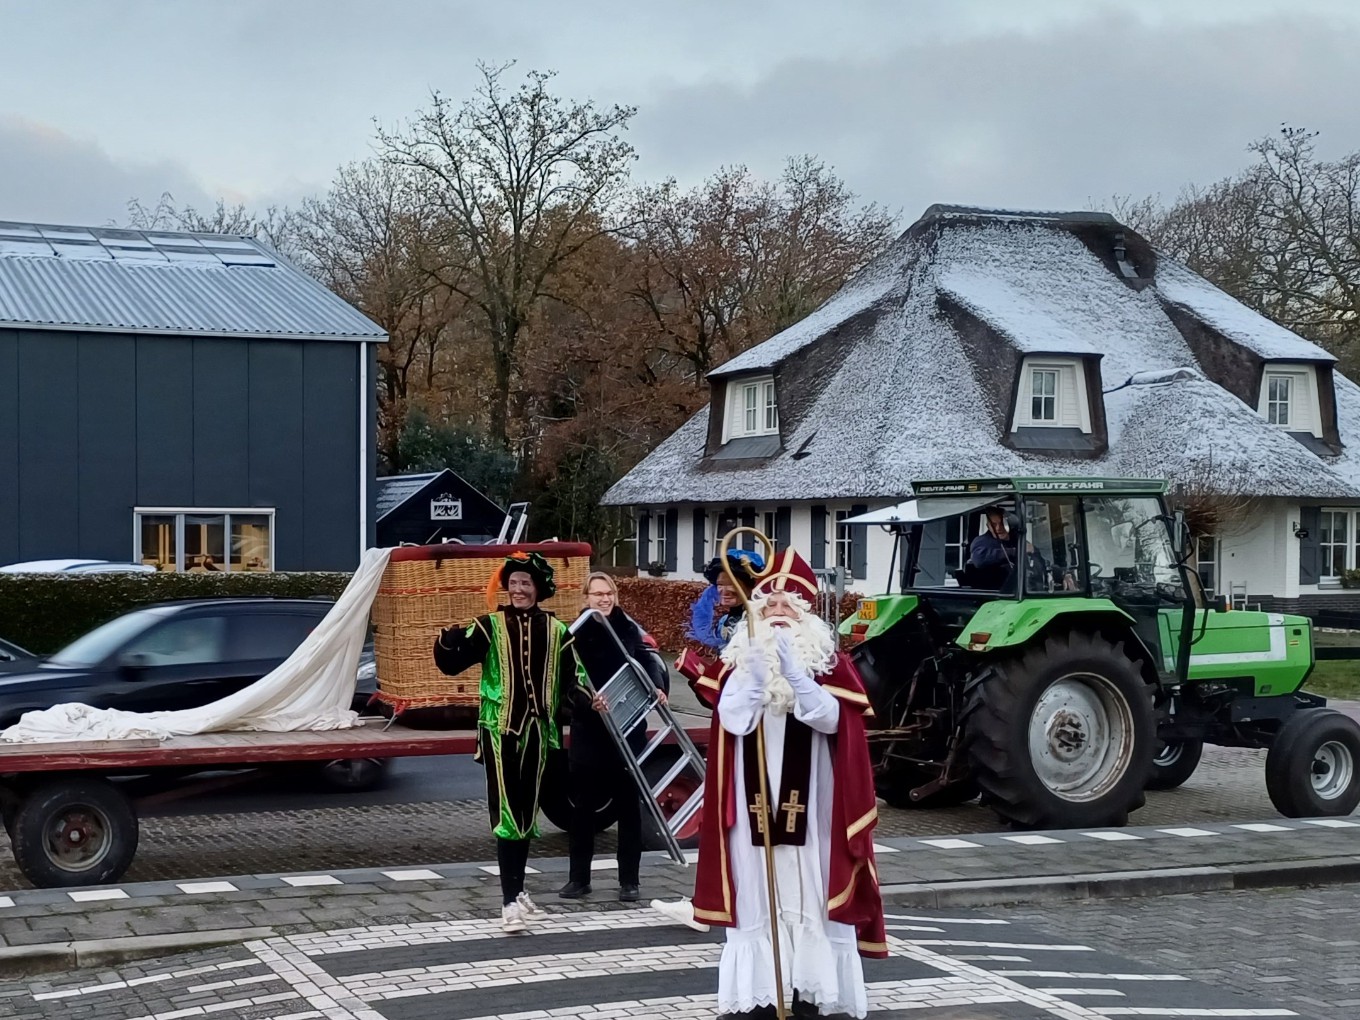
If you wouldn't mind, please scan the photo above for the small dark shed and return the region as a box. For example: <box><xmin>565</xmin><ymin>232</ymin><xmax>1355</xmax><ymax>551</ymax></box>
<box><xmin>375</xmin><ymin>470</ymin><xmax>505</xmax><ymax>547</ymax></box>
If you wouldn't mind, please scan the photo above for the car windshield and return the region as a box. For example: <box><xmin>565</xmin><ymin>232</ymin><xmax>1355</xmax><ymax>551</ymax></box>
<box><xmin>48</xmin><ymin>609</ymin><xmax>171</xmax><ymax>668</ymax></box>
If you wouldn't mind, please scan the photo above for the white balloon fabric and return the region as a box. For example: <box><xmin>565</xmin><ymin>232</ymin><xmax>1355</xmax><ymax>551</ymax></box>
<box><xmin>0</xmin><ymin>547</ymin><xmax>394</xmax><ymax>744</ymax></box>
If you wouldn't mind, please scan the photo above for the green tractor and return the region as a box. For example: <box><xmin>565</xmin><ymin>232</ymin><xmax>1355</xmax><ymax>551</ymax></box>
<box><xmin>839</xmin><ymin>477</ymin><xmax>1360</xmax><ymax>829</ymax></box>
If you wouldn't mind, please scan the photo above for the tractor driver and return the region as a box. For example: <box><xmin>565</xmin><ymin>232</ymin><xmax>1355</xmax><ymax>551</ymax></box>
<box><xmin>964</xmin><ymin>506</ymin><xmax>1019</xmax><ymax>589</ymax></box>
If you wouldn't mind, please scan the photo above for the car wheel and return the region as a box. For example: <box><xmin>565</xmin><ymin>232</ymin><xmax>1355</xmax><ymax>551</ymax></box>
<box><xmin>318</xmin><ymin>758</ymin><xmax>390</xmax><ymax>793</ymax></box>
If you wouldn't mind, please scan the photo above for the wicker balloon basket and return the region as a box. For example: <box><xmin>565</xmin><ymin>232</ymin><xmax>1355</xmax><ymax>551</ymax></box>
<box><xmin>369</xmin><ymin>542</ymin><xmax>592</xmax><ymax>728</ymax></box>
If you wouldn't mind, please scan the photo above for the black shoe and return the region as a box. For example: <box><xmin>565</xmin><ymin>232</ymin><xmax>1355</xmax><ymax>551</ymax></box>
<box><xmin>619</xmin><ymin>883</ymin><xmax>639</xmax><ymax>902</ymax></box>
<box><xmin>558</xmin><ymin>880</ymin><xmax>591</xmax><ymax>899</ymax></box>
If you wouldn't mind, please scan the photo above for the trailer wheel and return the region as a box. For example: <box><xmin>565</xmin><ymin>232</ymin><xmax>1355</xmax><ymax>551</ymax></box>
<box><xmin>640</xmin><ymin>745</ymin><xmax>703</xmax><ymax>852</ymax></box>
<box><xmin>964</xmin><ymin>631</ymin><xmax>1155</xmax><ymax>830</ymax></box>
<box><xmin>11</xmin><ymin>778</ymin><xmax>138</xmax><ymax>888</ymax></box>
<box><xmin>1146</xmin><ymin>739</ymin><xmax>1203</xmax><ymax>791</ymax></box>
<box><xmin>1266</xmin><ymin>708</ymin><xmax>1360</xmax><ymax>817</ymax></box>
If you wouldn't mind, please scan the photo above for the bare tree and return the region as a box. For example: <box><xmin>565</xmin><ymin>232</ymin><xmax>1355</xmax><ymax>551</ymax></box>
<box><xmin>1166</xmin><ymin>450</ymin><xmax>1266</xmax><ymax>540</ymax></box>
<box><xmin>124</xmin><ymin>193</ymin><xmax>299</xmax><ymax>255</ymax></box>
<box><xmin>377</xmin><ymin>61</ymin><xmax>638</xmax><ymax>448</ymax></box>
<box><xmin>628</xmin><ymin>158</ymin><xmax>896</xmax><ymax>381</ymax></box>
<box><xmin>1109</xmin><ymin>127</ymin><xmax>1360</xmax><ymax>370</ymax></box>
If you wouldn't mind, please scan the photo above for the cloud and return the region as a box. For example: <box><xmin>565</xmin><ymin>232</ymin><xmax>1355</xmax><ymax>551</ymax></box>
<box><xmin>628</xmin><ymin>11</ymin><xmax>1360</xmax><ymax>218</ymax></box>
<box><xmin>0</xmin><ymin>116</ymin><xmax>214</xmax><ymax>226</ymax></box>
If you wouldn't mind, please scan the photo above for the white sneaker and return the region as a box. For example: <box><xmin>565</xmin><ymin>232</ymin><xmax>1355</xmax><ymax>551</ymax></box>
<box><xmin>649</xmin><ymin>897</ymin><xmax>710</xmax><ymax>932</ymax></box>
<box><xmin>501</xmin><ymin>901</ymin><xmax>528</xmax><ymax>934</ymax></box>
<box><xmin>517</xmin><ymin>891</ymin><xmax>544</xmax><ymax>917</ymax></box>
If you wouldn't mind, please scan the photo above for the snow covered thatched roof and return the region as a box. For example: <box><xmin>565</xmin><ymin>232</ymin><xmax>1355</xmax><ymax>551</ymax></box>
<box><xmin>605</xmin><ymin>205</ymin><xmax>1360</xmax><ymax>506</ymax></box>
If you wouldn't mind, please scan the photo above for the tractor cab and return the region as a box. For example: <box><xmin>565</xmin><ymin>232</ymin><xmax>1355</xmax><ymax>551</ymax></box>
<box><xmin>845</xmin><ymin>478</ymin><xmax>1195</xmax><ymax>686</ymax></box>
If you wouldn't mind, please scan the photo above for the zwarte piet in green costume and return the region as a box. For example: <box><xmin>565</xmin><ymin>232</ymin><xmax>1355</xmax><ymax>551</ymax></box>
<box><xmin>433</xmin><ymin>549</ymin><xmax>582</xmax><ymax>932</ymax></box>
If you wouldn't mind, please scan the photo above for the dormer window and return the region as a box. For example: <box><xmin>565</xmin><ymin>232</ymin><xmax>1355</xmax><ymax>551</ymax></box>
<box><xmin>1012</xmin><ymin>358</ymin><xmax>1091</xmax><ymax>432</ymax></box>
<box><xmin>1258</xmin><ymin>365</ymin><xmax>1322</xmax><ymax>439</ymax></box>
<box><xmin>724</xmin><ymin>375</ymin><xmax>779</xmax><ymax>441</ymax></box>
<box><xmin>1030</xmin><ymin>368</ymin><xmax>1058</xmax><ymax>422</ymax></box>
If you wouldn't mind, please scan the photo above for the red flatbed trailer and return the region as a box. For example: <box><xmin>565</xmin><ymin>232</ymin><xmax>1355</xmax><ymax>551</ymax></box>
<box><xmin>0</xmin><ymin>716</ymin><xmax>709</xmax><ymax>889</ymax></box>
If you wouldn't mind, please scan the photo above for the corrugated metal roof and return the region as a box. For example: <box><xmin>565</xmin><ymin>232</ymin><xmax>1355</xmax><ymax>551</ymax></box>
<box><xmin>0</xmin><ymin>221</ymin><xmax>386</xmax><ymax>341</ymax></box>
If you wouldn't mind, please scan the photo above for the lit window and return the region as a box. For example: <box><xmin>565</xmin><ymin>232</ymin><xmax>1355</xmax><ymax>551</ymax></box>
<box><xmin>135</xmin><ymin>510</ymin><xmax>274</xmax><ymax>572</ymax></box>
<box><xmin>1031</xmin><ymin>369</ymin><xmax>1058</xmax><ymax>422</ymax></box>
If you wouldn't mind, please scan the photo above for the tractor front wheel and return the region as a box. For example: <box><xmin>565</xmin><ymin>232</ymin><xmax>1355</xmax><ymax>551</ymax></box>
<box><xmin>1147</xmin><ymin>739</ymin><xmax>1203</xmax><ymax>791</ymax></box>
<box><xmin>964</xmin><ymin>631</ymin><xmax>1155</xmax><ymax>830</ymax></box>
<box><xmin>1266</xmin><ymin>708</ymin><xmax>1360</xmax><ymax>818</ymax></box>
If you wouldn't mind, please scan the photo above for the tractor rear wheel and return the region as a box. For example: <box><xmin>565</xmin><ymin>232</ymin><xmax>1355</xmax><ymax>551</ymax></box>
<box><xmin>963</xmin><ymin>631</ymin><xmax>1155</xmax><ymax>830</ymax></box>
<box><xmin>1147</xmin><ymin>739</ymin><xmax>1203</xmax><ymax>791</ymax></box>
<box><xmin>1266</xmin><ymin>708</ymin><xmax>1360</xmax><ymax>817</ymax></box>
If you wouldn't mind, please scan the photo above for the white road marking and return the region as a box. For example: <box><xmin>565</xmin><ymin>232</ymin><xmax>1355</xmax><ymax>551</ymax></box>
<box><xmin>380</xmin><ymin>869</ymin><xmax>442</xmax><ymax>881</ymax></box>
<box><xmin>918</xmin><ymin>837</ymin><xmax>983</xmax><ymax>849</ymax></box>
<box><xmin>1081</xmin><ymin>831</ymin><xmax>1144</xmax><ymax>841</ymax></box>
<box><xmin>177</xmin><ymin>881</ymin><xmax>238</xmax><ymax>894</ymax></box>
<box><xmin>1002</xmin><ymin>834</ymin><xmax>1065</xmax><ymax>845</ymax></box>
<box><xmin>68</xmin><ymin>888</ymin><xmax>129</xmax><ymax>902</ymax></box>
<box><xmin>281</xmin><ymin>875</ymin><xmax>342</xmax><ymax>887</ymax></box>
<box><xmin>1158</xmin><ymin>827</ymin><xmax>1219</xmax><ymax>838</ymax></box>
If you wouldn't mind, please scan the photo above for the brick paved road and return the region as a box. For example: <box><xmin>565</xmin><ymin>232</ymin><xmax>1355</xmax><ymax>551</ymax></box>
<box><xmin>1007</xmin><ymin>884</ymin><xmax>1360</xmax><ymax>1019</ymax></box>
<box><xmin>0</xmin><ymin>896</ymin><xmax>1315</xmax><ymax>1019</ymax></box>
<box><xmin>0</xmin><ymin>745</ymin><xmax>1310</xmax><ymax>890</ymax></box>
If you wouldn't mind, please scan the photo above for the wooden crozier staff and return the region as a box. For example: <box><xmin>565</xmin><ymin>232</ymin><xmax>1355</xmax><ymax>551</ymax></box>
<box><xmin>719</xmin><ymin>526</ymin><xmax>787</xmax><ymax>1020</ymax></box>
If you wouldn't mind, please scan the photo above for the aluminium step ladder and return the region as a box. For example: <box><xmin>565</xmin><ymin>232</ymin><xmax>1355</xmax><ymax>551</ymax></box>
<box><xmin>567</xmin><ymin>608</ymin><xmax>706</xmax><ymax>865</ymax></box>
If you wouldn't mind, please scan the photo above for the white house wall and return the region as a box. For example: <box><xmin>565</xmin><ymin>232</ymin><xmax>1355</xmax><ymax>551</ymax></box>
<box><xmin>638</xmin><ymin>502</ymin><xmax>897</xmax><ymax>588</ymax></box>
<box><xmin>1216</xmin><ymin>501</ymin><xmax>1289</xmax><ymax>601</ymax></box>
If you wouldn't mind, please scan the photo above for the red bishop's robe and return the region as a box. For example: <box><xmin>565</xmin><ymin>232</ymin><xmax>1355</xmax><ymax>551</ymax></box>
<box><xmin>691</xmin><ymin>651</ymin><xmax>888</xmax><ymax>959</ymax></box>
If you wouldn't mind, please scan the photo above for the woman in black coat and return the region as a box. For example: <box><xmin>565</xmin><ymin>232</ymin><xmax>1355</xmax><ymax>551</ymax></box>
<box><xmin>559</xmin><ymin>571</ymin><xmax>669</xmax><ymax>902</ymax></box>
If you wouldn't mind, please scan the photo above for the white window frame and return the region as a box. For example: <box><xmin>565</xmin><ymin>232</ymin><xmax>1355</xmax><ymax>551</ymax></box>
<box><xmin>1259</xmin><ymin>365</ymin><xmax>1323</xmax><ymax>438</ymax></box>
<box><xmin>652</xmin><ymin>512</ymin><xmax>668</xmax><ymax>569</ymax></box>
<box><xmin>943</xmin><ymin>514</ymin><xmax>970</xmax><ymax>576</ymax></box>
<box><xmin>1030</xmin><ymin>368</ymin><xmax>1058</xmax><ymax>422</ymax></box>
<box><xmin>834</xmin><ymin>508</ymin><xmax>854</xmax><ymax>573</ymax></box>
<box><xmin>1010</xmin><ymin>357</ymin><xmax>1091</xmax><ymax>432</ymax></box>
<box><xmin>133</xmin><ymin>508</ymin><xmax>276</xmax><ymax>573</ymax></box>
<box><xmin>1195</xmin><ymin>535</ymin><xmax>1217</xmax><ymax>596</ymax></box>
<box><xmin>723</xmin><ymin>375</ymin><xmax>779</xmax><ymax>441</ymax></box>
<box><xmin>1318</xmin><ymin>508</ymin><xmax>1359</xmax><ymax>583</ymax></box>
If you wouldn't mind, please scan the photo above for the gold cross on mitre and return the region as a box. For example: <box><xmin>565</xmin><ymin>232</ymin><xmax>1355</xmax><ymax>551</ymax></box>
<box><xmin>781</xmin><ymin>790</ymin><xmax>806</xmax><ymax>833</ymax></box>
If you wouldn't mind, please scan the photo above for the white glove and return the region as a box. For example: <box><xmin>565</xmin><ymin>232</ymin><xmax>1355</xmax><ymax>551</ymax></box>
<box><xmin>743</xmin><ymin>647</ymin><xmax>770</xmax><ymax>688</ymax></box>
<box><xmin>774</xmin><ymin>629</ymin><xmax>815</xmax><ymax>690</ymax></box>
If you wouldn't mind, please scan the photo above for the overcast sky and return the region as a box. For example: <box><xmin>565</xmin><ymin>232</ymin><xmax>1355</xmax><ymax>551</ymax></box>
<box><xmin>2</xmin><ymin>0</ymin><xmax>1359</xmax><ymax>228</ymax></box>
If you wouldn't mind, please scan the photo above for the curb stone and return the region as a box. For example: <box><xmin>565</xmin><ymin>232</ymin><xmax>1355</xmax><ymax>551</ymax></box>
<box><xmin>0</xmin><ymin>926</ymin><xmax>274</xmax><ymax>978</ymax></box>
<box><xmin>6</xmin><ymin>850</ymin><xmax>1360</xmax><ymax>979</ymax></box>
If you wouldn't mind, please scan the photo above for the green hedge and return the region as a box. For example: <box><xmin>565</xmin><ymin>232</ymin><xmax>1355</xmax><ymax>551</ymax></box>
<box><xmin>0</xmin><ymin>572</ymin><xmax>352</xmax><ymax>655</ymax></box>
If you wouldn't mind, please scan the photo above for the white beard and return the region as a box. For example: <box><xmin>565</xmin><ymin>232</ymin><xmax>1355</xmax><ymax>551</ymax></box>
<box><xmin>721</xmin><ymin>597</ymin><xmax>838</xmax><ymax>716</ymax></box>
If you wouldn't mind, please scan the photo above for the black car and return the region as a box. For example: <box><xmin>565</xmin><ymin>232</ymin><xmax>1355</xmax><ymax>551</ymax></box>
<box><xmin>0</xmin><ymin>599</ymin><xmax>375</xmax><ymax>728</ymax></box>
<box><xmin>0</xmin><ymin>636</ymin><xmax>35</xmax><ymax>667</ymax></box>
